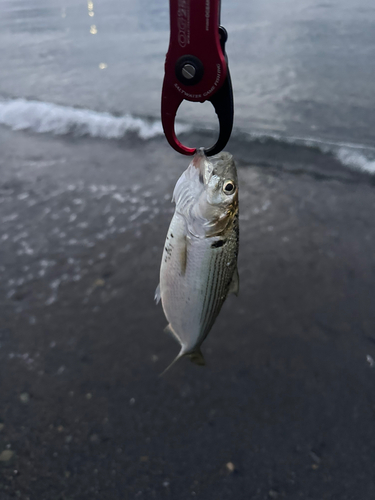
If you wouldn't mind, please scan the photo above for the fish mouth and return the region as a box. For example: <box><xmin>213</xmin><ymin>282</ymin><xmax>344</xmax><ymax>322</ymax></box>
<box><xmin>191</xmin><ymin>149</ymin><xmax>235</xmax><ymax>186</ymax></box>
<box><xmin>192</xmin><ymin>148</ymin><xmax>212</xmax><ymax>185</ymax></box>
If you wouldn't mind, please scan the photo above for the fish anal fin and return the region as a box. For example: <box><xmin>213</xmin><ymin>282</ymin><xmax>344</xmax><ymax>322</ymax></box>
<box><xmin>228</xmin><ymin>266</ymin><xmax>239</xmax><ymax>296</ymax></box>
<box><xmin>164</xmin><ymin>323</ymin><xmax>182</xmax><ymax>345</ymax></box>
<box><xmin>164</xmin><ymin>323</ymin><xmax>175</xmax><ymax>337</ymax></box>
<box><xmin>154</xmin><ymin>284</ymin><xmax>161</xmax><ymax>304</ymax></box>
<box><xmin>188</xmin><ymin>348</ymin><xmax>205</xmax><ymax>366</ymax></box>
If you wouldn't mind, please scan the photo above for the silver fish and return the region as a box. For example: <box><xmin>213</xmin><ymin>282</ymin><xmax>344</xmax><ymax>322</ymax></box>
<box><xmin>155</xmin><ymin>149</ymin><xmax>239</xmax><ymax>373</ymax></box>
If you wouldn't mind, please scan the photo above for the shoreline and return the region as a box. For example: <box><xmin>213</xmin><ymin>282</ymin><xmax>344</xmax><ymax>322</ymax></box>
<box><xmin>1</xmin><ymin>127</ymin><xmax>375</xmax><ymax>499</ymax></box>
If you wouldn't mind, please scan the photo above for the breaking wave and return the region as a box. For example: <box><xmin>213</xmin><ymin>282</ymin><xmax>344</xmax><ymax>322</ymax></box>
<box><xmin>242</xmin><ymin>131</ymin><xmax>375</xmax><ymax>175</ymax></box>
<box><xmin>0</xmin><ymin>97</ymin><xmax>192</xmax><ymax>140</ymax></box>
<box><xmin>334</xmin><ymin>148</ymin><xmax>375</xmax><ymax>175</ymax></box>
<box><xmin>0</xmin><ymin>97</ymin><xmax>374</xmax><ymax>175</ymax></box>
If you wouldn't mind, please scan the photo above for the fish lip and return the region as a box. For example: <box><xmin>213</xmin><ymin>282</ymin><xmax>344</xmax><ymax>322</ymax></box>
<box><xmin>191</xmin><ymin>147</ymin><xmax>205</xmax><ymax>167</ymax></box>
<box><xmin>191</xmin><ymin>148</ymin><xmax>213</xmax><ymax>186</ymax></box>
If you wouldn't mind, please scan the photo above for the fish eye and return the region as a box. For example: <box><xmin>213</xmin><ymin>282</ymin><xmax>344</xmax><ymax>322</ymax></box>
<box><xmin>223</xmin><ymin>180</ymin><xmax>236</xmax><ymax>195</ymax></box>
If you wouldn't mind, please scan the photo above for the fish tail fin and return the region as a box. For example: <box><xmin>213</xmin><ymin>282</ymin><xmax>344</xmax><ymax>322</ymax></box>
<box><xmin>159</xmin><ymin>348</ymin><xmax>186</xmax><ymax>377</ymax></box>
<box><xmin>159</xmin><ymin>324</ymin><xmax>187</xmax><ymax>376</ymax></box>
<box><xmin>188</xmin><ymin>348</ymin><xmax>205</xmax><ymax>366</ymax></box>
<box><xmin>160</xmin><ymin>324</ymin><xmax>205</xmax><ymax>375</ymax></box>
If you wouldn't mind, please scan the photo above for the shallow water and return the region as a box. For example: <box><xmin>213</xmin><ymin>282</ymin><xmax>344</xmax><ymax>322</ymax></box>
<box><xmin>0</xmin><ymin>0</ymin><xmax>374</xmax><ymax>166</ymax></box>
<box><xmin>1</xmin><ymin>6</ymin><xmax>375</xmax><ymax>497</ymax></box>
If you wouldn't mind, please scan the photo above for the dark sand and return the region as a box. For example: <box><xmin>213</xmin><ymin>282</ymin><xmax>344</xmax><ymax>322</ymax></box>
<box><xmin>1</xmin><ymin>126</ymin><xmax>375</xmax><ymax>499</ymax></box>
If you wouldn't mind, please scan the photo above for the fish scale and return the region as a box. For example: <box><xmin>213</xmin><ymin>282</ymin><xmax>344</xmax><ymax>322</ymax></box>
<box><xmin>201</xmin><ymin>226</ymin><xmax>238</xmax><ymax>335</ymax></box>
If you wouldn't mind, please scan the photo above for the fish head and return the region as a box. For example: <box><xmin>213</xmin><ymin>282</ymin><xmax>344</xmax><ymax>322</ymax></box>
<box><xmin>173</xmin><ymin>149</ymin><xmax>238</xmax><ymax>238</ymax></box>
<box><xmin>203</xmin><ymin>151</ymin><xmax>238</xmax><ymax>208</ymax></box>
<box><xmin>194</xmin><ymin>150</ymin><xmax>238</xmax><ymax>235</ymax></box>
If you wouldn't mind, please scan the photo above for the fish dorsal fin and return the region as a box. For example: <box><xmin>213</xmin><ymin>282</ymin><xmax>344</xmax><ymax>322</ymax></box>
<box><xmin>228</xmin><ymin>266</ymin><xmax>239</xmax><ymax>296</ymax></box>
<box><xmin>154</xmin><ymin>284</ymin><xmax>161</xmax><ymax>304</ymax></box>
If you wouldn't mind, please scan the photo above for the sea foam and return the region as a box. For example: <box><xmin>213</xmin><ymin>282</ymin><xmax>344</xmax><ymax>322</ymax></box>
<box><xmin>244</xmin><ymin>131</ymin><xmax>375</xmax><ymax>175</ymax></box>
<box><xmin>0</xmin><ymin>98</ymin><xmax>191</xmax><ymax>140</ymax></box>
<box><xmin>1</xmin><ymin>97</ymin><xmax>374</xmax><ymax>175</ymax></box>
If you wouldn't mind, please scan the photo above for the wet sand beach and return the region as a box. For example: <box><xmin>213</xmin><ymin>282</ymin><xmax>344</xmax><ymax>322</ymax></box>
<box><xmin>1</xmin><ymin>126</ymin><xmax>375</xmax><ymax>499</ymax></box>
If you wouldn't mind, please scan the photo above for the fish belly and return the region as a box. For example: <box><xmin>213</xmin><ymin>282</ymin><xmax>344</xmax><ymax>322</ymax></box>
<box><xmin>159</xmin><ymin>211</ymin><xmax>237</xmax><ymax>354</ymax></box>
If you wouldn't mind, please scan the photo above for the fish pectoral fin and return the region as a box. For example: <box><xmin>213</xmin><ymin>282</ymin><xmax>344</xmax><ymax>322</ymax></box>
<box><xmin>154</xmin><ymin>284</ymin><xmax>161</xmax><ymax>304</ymax></box>
<box><xmin>188</xmin><ymin>348</ymin><xmax>205</xmax><ymax>366</ymax></box>
<box><xmin>228</xmin><ymin>266</ymin><xmax>240</xmax><ymax>296</ymax></box>
<box><xmin>178</xmin><ymin>234</ymin><xmax>188</xmax><ymax>276</ymax></box>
